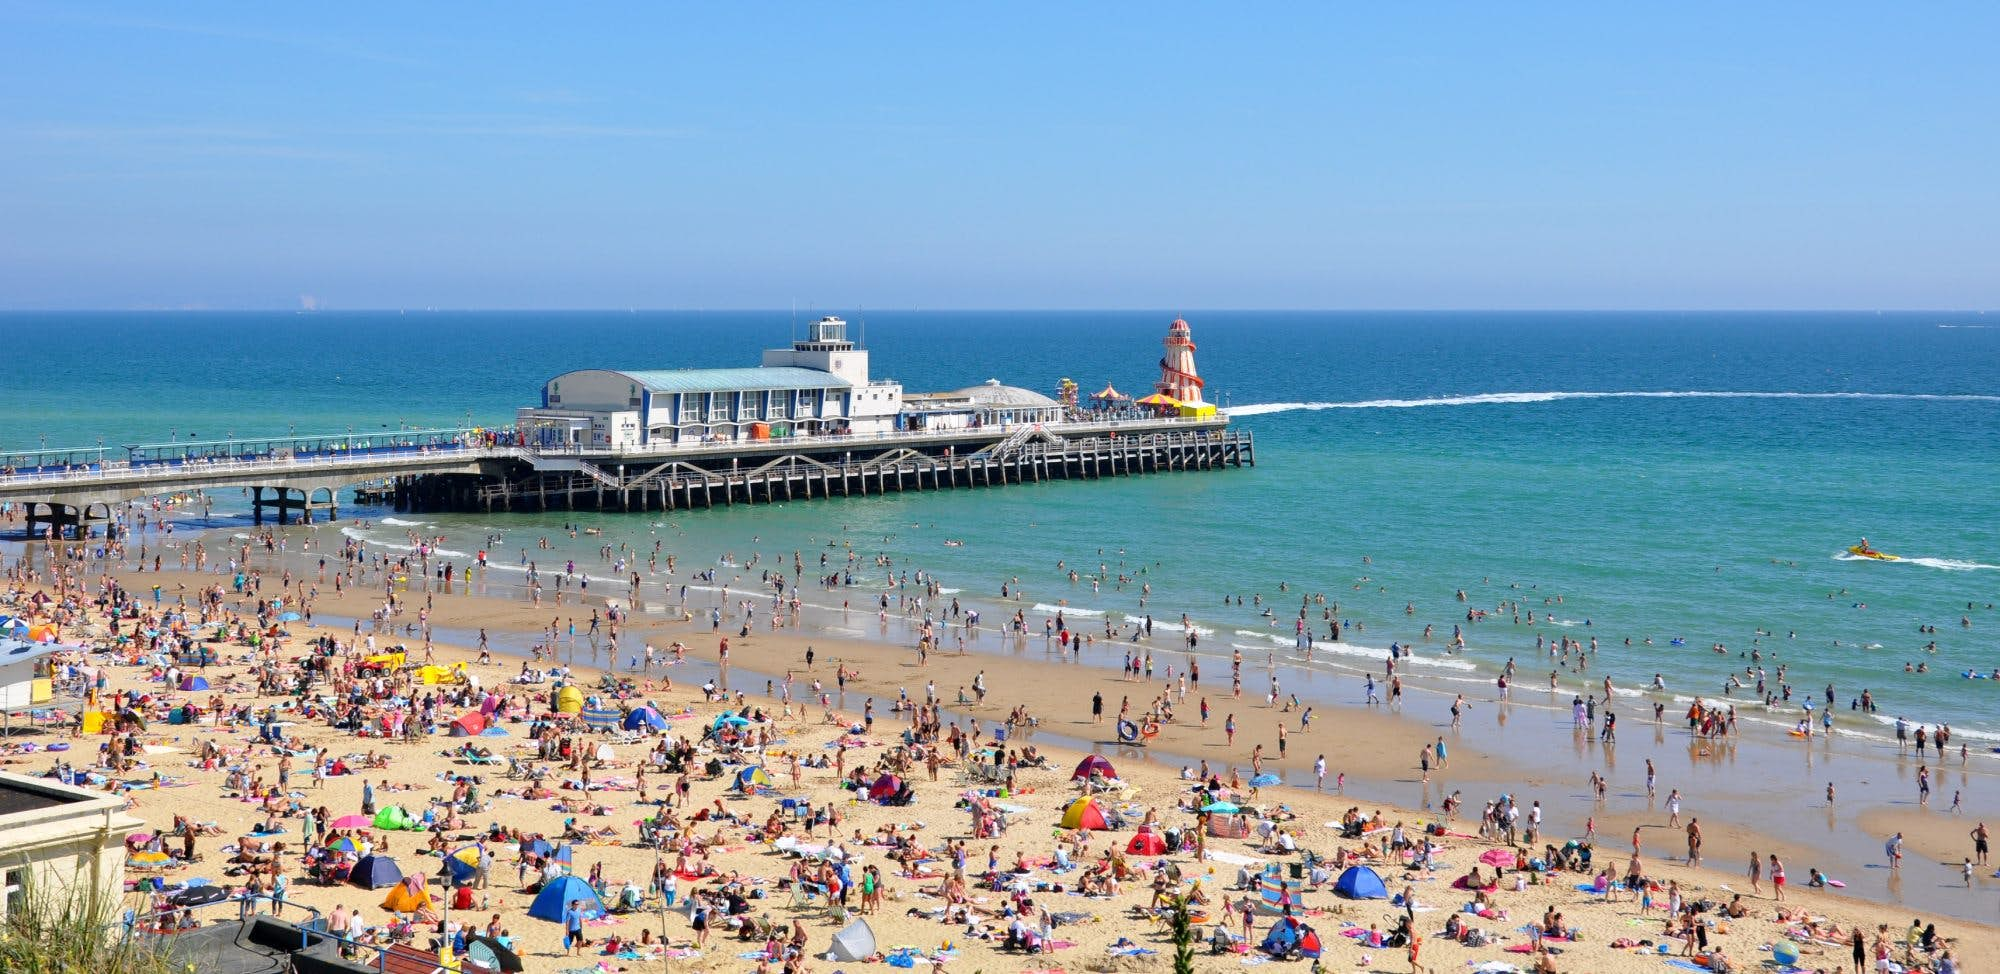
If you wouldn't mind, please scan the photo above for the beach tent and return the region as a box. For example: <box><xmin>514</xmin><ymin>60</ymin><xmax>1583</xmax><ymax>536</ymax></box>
<box><xmin>1259</xmin><ymin>918</ymin><xmax>1320</xmax><ymax>958</ymax></box>
<box><xmin>373</xmin><ymin>806</ymin><xmax>419</xmax><ymax>831</ymax></box>
<box><xmin>463</xmin><ymin>935</ymin><xmax>525</xmax><ymax>973</ymax></box>
<box><xmin>593</xmin><ymin>742</ymin><xmax>617</xmax><ymax>764</ymax></box>
<box><xmin>1059</xmin><ymin>796</ymin><xmax>1111</xmax><ymax>831</ymax></box>
<box><xmin>1072</xmin><ymin>755</ymin><xmax>1116</xmax><ymax>781</ymax></box>
<box><xmin>868</xmin><ymin>773</ymin><xmax>903</xmax><ymax>802</ymax></box>
<box><xmin>825</xmin><ymin>918</ymin><xmax>878</xmax><ymax>962</ymax></box>
<box><xmin>1126</xmin><ymin>829</ymin><xmax>1167</xmax><ymax>855</ymax></box>
<box><xmin>736</xmin><ymin>766</ymin><xmax>775</xmax><ymax>792</ymax></box>
<box><xmin>622</xmin><ymin>707</ymin><xmax>668</xmax><ymax>732</ymax></box>
<box><xmin>178</xmin><ymin>676</ymin><xmax>209</xmax><ymax>691</ymax></box>
<box><xmin>479</xmin><ymin>725</ymin><xmax>510</xmax><ymax>737</ymax></box>
<box><xmin>450</xmin><ymin>712</ymin><xmax>488</xmax><ymax>737</ymax></box>
<box><xmin>555</xmin><ymin>685</ymin><xmax>583</xmax><ymax>714</ymax></box>
<box><xmin>712</xmin><ymin>712</ymin><xmax>752</xmax><ymax>730</ymax></box>
<box><xmin>528</xmin><ymin>874</ymin><xmax>605</xmax><ymax>922</ymax></box>
<box><xmin>580</xmin><ymin>706</ymin><xmax>621</xmax><ymax>731</ymax></box>
<box><xmin>349</xmin><ymin>855</ymin><xmax>404</xmax><ymax>890</ymax></box>
<box><xmin>381</xmin><ymin>874</ymin><xmax>434</xmax><ymax>914</ymax></box>
<box><xmin>1332</xmin><ymin>865</ymin><xmax>1388</xmax><ymax>900</ymax></box>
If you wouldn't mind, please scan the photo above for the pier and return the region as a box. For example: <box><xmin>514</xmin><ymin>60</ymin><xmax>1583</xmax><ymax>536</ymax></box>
<box><xmin>1</xmin><ymin>315</ymin><xmax>1254</xmax><ymax>536</ymax></box>
<box><xmin>0</xmin><ymin>418</ymin><xmax>1250</xmax><ymax>536</ymax></box>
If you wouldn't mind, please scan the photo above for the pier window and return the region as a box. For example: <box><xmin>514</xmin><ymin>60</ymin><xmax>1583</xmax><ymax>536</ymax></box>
<box><xmin>773</xmin><ymin>393</ymin><xmax>792</xmax><ymax>419</ymax></box>
<box><xmin>800</xmin><ymin>389</ymin><xmax>820</xmax><ymax>416</ymax></box>
<box><xmin>746</xmin><ymin>390</ymin><xmax>765</xmax><ymax>419</ymax></box>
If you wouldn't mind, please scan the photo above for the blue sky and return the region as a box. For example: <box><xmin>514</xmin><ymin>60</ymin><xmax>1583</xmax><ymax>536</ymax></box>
<box><xmin>2</xmin><ymin>3</ymin><xmax>1996</xmax><ymax>310</ymax></box>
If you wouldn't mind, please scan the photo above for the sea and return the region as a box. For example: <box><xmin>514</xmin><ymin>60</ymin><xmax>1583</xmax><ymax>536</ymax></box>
<box><xmin>6</xmin><ymin>309</ymin><xmax>2000</xmax><ymax>742</ymax></box>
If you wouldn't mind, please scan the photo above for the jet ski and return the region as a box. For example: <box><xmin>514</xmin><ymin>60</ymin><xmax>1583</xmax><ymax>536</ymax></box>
<box><xmin>1847</xmin><ymin>545</ymin><xmax>1899</xmax><ymax>561</ymax></box>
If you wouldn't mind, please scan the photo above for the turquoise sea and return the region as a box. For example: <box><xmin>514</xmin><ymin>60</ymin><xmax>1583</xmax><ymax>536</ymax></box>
<box><xmin>6</xmin><ymin>310</ymin><xmax>2000</xmax><ymax>741</ymax></box>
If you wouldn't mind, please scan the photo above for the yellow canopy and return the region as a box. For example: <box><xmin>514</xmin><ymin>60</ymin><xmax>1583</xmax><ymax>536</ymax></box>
<box><xmin>556</xmin><ymin>685</ymin><xmax>584</xmax><ymax>714</ymax></box>
<box><xmin>1136</xmin><ymin>393</ymin><xmax>1182</xmax><ymax>407</ymax></box>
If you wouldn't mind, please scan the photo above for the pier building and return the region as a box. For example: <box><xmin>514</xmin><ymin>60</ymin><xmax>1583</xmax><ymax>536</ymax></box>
<box><xmin>515</xmin><ymin>316</ymin><xmax>905</xmax><ymax>449</ymax></box>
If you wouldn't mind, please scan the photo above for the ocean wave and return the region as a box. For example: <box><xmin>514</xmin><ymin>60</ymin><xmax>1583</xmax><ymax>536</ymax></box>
<box><xmin>1227</xmin><ymin>390</ymin><xmax>2000</xmax><ymax>416</ymax></box>
<box><xmin>1032</xmin><ymin>603</ymin><xmax>1105</xmax><ymax>617</ymax></box>
<box><xmin>379</xmin><ymin>517</ymin><xmax>428</xmax><ymax>527</ymax></box>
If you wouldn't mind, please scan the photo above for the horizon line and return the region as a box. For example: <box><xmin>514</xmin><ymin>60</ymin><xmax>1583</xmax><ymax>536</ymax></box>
<box><xmin>0</xmin><ymin>307</ymin><xmax>1993</xmax><ymax>315</ymax></box>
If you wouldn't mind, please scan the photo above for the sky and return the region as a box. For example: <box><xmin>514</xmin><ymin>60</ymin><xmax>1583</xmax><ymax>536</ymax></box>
<box><xmin>1</xmin><ymin>3</ymin><xmax>1996</xmax><ymax>310</ymax></box>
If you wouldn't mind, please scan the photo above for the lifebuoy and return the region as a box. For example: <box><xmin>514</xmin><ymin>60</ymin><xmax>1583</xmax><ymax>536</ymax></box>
<box><xmin>1140</xmin><ymin>721</ymin><xmax>1161</xmax><ymax>739</ymax></box>
<box><xmin>1117</xmin><ymin>719</ymin><xmax>1140</xmax><ymax>744</ymax></box>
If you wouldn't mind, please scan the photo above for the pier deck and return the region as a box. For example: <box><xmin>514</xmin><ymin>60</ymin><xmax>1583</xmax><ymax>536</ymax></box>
<box><xmin>1</xmin><ymin>417</ymin><xmax>1250</xmax><ymax>534</ymax></box>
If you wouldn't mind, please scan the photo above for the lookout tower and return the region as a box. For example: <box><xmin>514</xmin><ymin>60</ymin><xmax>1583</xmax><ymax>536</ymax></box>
<box><xmin>1155</xmin><ymin>317</ymin><xmax>1206</xmax><ymax>405</ymax></box>
<box><xmin>763</xmin><ymin>315</ymin><xmax>870</xmax><ymax>387</ymax></box>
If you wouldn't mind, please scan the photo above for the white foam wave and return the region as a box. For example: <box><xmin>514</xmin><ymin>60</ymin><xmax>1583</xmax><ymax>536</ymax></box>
<box><xmin>1833</xmin><ymin>551</ymin><xmax>2000</xmax><ymax>572</ymax></box>
<box><xmin>1228</xmin><ymin>390</ymin><xmax>2000</xmax><ymax>416</ymax></box>
<box><xmin>1032</xmin><ymin>603</ymin><xmax>1105</xmax><ymax>617</ymax></box>
<box><xmin>380</xmin><ymin>517</ymin><xmax>427</xmax><ymax>527</ymax></box>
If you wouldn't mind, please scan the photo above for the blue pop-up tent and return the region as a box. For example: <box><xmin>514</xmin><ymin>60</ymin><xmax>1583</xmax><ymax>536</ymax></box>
<box><xmin>622</xmin><ymin>707</ymin><xmax>668</xmax><ymax>732</ymax></box>
<box><xmin>1333</xmin><ymin>865</ymin><xmax>1388</xmax><ymax>900</ymax></box>
<box><xmin>528</xmin><ymin>874</ymin><xmax>605</xmax><ymax>922</ymax></box>
<box><xmin>349</xmin><ymin>854</ymin><xmax>404</xmax><ymax>890</ymax></box>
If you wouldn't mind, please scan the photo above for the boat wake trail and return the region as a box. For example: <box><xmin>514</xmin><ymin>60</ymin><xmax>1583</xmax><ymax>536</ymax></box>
<box><xmin>1833</xmin><ymin>551</ymin><xmax>2000</xmax><ymax>572</ymax></box>
<box><xmin>1226</xmin><ymin>390</ymin><xmax>2000</xmax><ymax>416</ymax></box>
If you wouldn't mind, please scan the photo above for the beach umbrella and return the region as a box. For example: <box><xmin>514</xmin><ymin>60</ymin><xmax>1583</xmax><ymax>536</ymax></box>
<box><xmin>331</xmin><ymin>814</ymin><xmax>373</xmax><ymax>829</ymax></box>
<box><xmin>128</xmin><ymin>851</ymin><xmax>171</xmax><ymax>866</ymax></box>
<box><xmin>713</xmin><ymin>712</ymin><xmax>751</xmax><ymax>729</ymax></box>
<box><xmin>277</xmin><ymin>612</ymin><xmax>302</xmax><ymax>622</ymax></box>
<box><xmin>445</xmin><ymin>846</ymin><xmax>483</xmax><ymax>885</ymax></box>
<box><xmin>1200</xmin><ymin>801</ymin><xmax>1240</xmax><ymax>814</ymax></box>
<box><xmin>327</xmin><ymin>837</ymin><xmax>358</xmax><ymax>853</ymax></box>
<box><xmin>1249</xmin><ymin>773</ymin><xmax>1281</xmax><ymax>787</ymax></box>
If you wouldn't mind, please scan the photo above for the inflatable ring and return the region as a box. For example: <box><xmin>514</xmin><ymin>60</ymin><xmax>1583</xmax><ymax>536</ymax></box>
<box><xmin>1116</xmin><ymin>719</ymin><xmax>1140</xmax><ymax>744</ymax></box>
<box><xmin>1140</xmin><ymin>721</ymin><xmax>1161</xmax><ymax>740</ymax></box>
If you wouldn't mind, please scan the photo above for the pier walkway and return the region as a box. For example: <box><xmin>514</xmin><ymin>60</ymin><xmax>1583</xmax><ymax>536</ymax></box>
<box><xmin>0</xmin><ymin>417</ymin><xmax>1250</xmax><ymax>537</ymax></box>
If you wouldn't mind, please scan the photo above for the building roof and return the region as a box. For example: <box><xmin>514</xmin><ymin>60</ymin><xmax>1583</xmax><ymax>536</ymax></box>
<box><xmin>951</xmin><ymin>379</ymin><xmax>1062</xmax><ymax>409</ymax></box>
<box><xmin>0</xmin><ymin>770</ymin><xmax>98</xmax><ymax>816</ymax></box>
<box><xmin>610</xmin><ymin>367</ymin><xmax>852</xmax><ymax>394</ymax></box>
<box><xmin>0</xmin><ymin>638</ymin><xmax>66</xmax><ymax>667</ymax></box>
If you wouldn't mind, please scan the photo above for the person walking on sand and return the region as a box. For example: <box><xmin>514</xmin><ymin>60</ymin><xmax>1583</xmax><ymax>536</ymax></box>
<box><xmin>1748</xmin><ymin>850</ymin><xmax>1762</xmax><ymax>893</ymax></box>
<box><xmin>1770</xmin><ymin>855</ymin><xmax>1786</xmax><ymax>901</ymax></box>
<box><xmin>1685</xmin><ymin>818</ymin><xmax>1702</xmax><ymax>866</ymax></box>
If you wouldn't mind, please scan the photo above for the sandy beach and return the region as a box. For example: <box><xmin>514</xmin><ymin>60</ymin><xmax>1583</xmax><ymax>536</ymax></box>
<box><xmin>0</xmin><ymin>513</ymin><xmax>1993</xmax><ymax>974</ymax></box>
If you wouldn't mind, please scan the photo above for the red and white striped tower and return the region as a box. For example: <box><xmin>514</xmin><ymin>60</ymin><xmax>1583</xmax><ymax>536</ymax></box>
<box><xmin>1155</xmin><ymin>317</ymin><xmax>1206</xmax><ymax>405</ymax></box>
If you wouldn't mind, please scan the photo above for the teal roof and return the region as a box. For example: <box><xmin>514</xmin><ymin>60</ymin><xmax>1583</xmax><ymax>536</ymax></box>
<box><xmin>615</xmin><ymin>367</ymin><xmax>851</xmax><ymax>394</ymax></box>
